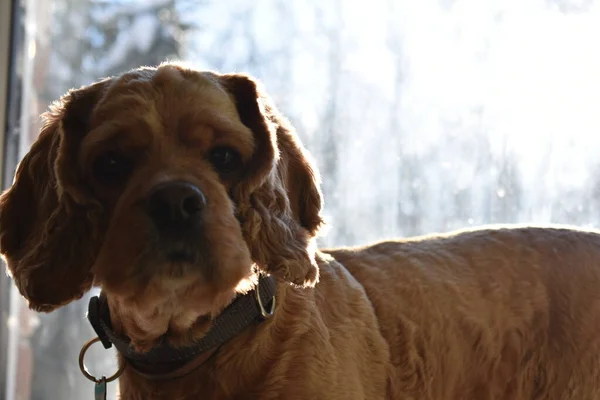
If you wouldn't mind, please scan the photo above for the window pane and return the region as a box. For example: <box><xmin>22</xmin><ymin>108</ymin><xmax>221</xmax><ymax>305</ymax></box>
<box><xmin>5</xmin><ymin>0</ymin><xmax>600</xmax><ymax>398</ymax></box>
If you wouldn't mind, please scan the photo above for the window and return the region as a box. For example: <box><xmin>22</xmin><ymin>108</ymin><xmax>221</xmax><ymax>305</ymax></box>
<box><xmin>2</xmin><ymin>0</ymin><xmax>600</xmax><ymax>398</ymax></box>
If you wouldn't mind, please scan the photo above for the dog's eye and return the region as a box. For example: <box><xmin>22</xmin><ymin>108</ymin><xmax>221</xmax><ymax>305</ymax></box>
<box><xmin>208</xmin><ymin>147</ymin><xmax>242</xmax><ymax>173</ymax></box>
<box><xmin>92</xmin><ymin>151</ymin><xmax>132</xmax><ymax>185</ymax></box>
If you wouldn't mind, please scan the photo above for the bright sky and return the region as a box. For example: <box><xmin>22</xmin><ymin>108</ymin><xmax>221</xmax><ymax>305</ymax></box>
<box><xmin>342</xmin><ymin>0</ymin><xmax>600</xmax><ymax>191</ymax></box>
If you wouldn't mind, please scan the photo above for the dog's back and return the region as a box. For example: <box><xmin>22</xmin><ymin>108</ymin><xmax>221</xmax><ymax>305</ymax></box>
<box><xmin>325</xmin><ymin>226</ymin><xmax>600</xmax><ymax>399</ymax></box>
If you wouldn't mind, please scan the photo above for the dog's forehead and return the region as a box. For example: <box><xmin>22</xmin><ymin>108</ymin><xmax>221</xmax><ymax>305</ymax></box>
<box><xmin>83</xmin><ymin>66</ymin><xmax>254</xmax><ymax>153</ymax></box>
<box><xmin>94</xmin><ymin>66</ymin><xmax>241</xmax><ymax>127</ymax></box>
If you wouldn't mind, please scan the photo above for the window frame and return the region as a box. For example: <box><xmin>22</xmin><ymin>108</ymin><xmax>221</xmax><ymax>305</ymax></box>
<box><xmin>1</xmin><ymin>0</ymin><xmax>22</xmax><ymax>397</ymax></box>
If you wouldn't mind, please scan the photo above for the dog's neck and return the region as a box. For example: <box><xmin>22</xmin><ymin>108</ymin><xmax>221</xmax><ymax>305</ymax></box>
<box><xmin>104</xmin><ymin>273</ymin><xmax>261</xmax><ymax>352</ymax></box>
<box><xmin>88</xmin><ymin>273</ymin><xmax>278</xmax><ymax>382</ymax></box>
<box><xmin>114</xmin><ymin>280</ymin><xmax>315</xmax><ymax>400</ymax></box>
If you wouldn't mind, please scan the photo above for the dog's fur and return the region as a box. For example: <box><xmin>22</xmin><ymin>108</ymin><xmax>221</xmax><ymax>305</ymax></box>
<box><xmin>2</xmin><ymin>63</ymin><xmax>600</xmax><ymax>399</ymax></box>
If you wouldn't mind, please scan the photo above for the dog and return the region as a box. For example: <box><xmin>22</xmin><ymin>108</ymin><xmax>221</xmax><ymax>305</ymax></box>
<box><xmin>2</xmin><ymin>62</ymin><xmax>600</xmax><ymax>399</ymax></box>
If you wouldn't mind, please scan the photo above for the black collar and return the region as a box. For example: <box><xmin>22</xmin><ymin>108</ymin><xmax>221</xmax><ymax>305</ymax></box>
<box><xmin>87</xmin><ymin>274</ymin><xmax>277</xmax><ymax>380</ymax></box>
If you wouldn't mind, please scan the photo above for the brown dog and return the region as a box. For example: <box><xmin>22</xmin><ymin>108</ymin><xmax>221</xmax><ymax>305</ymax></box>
<box><xmin>2</xmin><ymin>63</ymin><xmax>600</xmax><ymax>399</ymax></box>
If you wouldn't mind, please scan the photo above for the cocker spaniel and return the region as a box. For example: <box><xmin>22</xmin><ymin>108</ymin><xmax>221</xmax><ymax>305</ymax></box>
<box><xmin>2</xmin><ymin>63</ymin><xmax>600</xmax><ymax>399</ymax></box>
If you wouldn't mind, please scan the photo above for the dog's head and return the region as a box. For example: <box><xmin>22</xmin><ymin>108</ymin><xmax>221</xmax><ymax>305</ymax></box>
<box><xmin>0</xmin><ymin>63</ymin><xmax>323</xmax><ymax>347</ymax></box>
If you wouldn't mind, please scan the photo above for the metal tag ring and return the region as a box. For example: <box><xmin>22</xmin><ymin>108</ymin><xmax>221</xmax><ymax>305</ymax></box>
<box><xmin>79</xmin><ymin>337</ymin><xmax>126</xmax><ymax>383</ymax></box>
<box><xmin>255</xmin><ymin>278</ymin><xmax>276</xmax><ymax>319</ymax></box>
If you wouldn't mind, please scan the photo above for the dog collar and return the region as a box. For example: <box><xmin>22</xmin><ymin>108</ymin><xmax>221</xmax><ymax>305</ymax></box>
<box><xmin>86</xmin><ymin>274</ymin><xmax>277</xmax><ymax>381</ymax></box>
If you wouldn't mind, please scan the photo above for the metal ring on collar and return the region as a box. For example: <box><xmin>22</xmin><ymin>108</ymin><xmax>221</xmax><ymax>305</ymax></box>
<box><xmin>79</xmin><ymin>337</ymin><xmax>126</xmax><ymax>383</ymax></box>
<box><xmin>255</xmin><ymin>277</ymin><xmax>276</xmax><ymax>319</ymax></box>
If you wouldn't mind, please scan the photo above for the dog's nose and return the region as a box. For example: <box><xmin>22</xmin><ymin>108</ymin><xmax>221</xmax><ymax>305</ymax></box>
<box><xmin>146</xmin><ymin>181</ymin><xmax>206</xmax><ymax>230</ymax></box>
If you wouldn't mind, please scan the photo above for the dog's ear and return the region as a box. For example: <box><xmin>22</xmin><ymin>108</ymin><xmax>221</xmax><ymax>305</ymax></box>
<box><xmin>220</xmin><ymin>74</ymin><xmax>324</xmax><ymax>286</ymax></box>
<box><xmin>279</xmin><ymin>134</ymin><xmax>323</xmax><ymax>237</ymax></box>
<box><xmin>0</xmin><ymin>79</ymin><xmax>109</xmax><ymax>312</ymax></box>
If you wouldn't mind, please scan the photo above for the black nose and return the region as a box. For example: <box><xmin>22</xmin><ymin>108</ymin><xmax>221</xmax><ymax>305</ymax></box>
<box><xmin>146</xmin><ymin>181</ymin><xmax>206</xmax><ymax>231</ymax></box>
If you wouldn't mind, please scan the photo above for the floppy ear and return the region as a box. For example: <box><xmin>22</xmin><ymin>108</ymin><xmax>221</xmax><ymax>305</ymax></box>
<box><xmin>220</xmin><ymin>74</ymin><xmax>324</xmax><ymax>287</ymax></box>
<box><xmin>0</xmin><ymin>79</ymin><xmax>109</xmax><ymax>312</ymax></box>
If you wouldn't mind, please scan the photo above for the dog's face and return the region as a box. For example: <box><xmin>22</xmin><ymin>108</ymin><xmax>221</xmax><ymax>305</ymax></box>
<box><xmin>0</xmin><ymin>64</ymin><xmax>323</xmax><ymax>347</ymax></box>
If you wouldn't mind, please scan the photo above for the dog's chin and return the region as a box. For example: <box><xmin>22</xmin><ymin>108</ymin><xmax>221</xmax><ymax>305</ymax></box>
<box><xmin>159</xmin><ymin>255</ymin><xmax>205</xmax><ymax>283</ymax></box>
<box><xmin>104</xmin><ymin>269</ymin><xmax>252</xmax><ymax>351</ymax></box>
<box><xmin>100</xmin><ymin>252</ymin><xmax>257</xmax><ymax>350</ymax></box>
<box><xmin>166</xmin><ymin>248</ymin><xmax>196</xmax><ymax>264</ymax></box>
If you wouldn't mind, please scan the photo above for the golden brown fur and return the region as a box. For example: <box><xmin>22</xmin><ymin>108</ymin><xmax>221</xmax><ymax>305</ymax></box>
<box><xmin>2</xmin><ymin>62</ymin><xmax>600</xmax><ymax>399</ymax></box>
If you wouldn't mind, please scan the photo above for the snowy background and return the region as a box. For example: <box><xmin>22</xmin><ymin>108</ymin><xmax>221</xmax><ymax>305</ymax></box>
<box><xmin>6</xmin><ymin>0</ymin><xmax>600</xmax><ymax>398</ymax></box>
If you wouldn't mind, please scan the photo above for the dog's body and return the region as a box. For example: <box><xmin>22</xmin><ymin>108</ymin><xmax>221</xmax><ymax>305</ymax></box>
<box><xmin>117</xmin><ymin>226</ymin><xmax>600</xmax><ymax>399</ymax></box>
<box><xmin>334</xmin><ymin>227</ymin><xmax>600</xmax><ymax>400</ymax></box>
<box><xmin>1</xmin><ymin>63</ymin><xmax>600</xmax><ymax>399</ymax></box>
